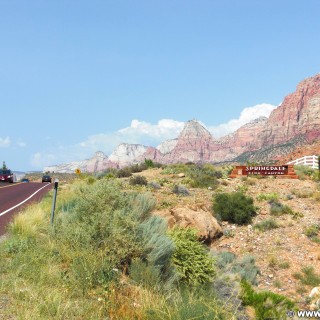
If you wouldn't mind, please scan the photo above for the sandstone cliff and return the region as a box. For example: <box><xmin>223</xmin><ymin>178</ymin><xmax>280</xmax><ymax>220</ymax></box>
<box><xmin>44</xmin><ymin>73</ymin><xmax>320</xmax><ymax>172</ymax></box>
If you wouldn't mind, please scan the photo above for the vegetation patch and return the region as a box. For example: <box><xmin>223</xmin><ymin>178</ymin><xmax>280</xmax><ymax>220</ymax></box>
<box><xmin>240</xmin><ymin>279</ymin><xmax>296</xmax><ymax>320</ymax></box>
<box><xmin>168</xmin><ymin>228</ymin><xmax>215</xmax><ymax>285</ymax></box>
<box><xmin>293</xmin><ymin>266</ymin><xmax>320</xmax><ymax>287</ymax></box>
<box><xmin>213</xmin><ymin>192</ymin><xmax>257</xmax><ymax>225</ymax></box>
<box><xmin>253</xmin><ymin>218</ymin><xmax>279</xmax><ymax>232</ymax></box>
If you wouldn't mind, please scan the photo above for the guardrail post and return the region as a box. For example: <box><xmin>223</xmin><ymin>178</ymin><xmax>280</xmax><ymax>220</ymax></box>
<box><xmin>50</xmin><ymin>179</ymin><xmax>59</xmax><ymax>225</ymax></box>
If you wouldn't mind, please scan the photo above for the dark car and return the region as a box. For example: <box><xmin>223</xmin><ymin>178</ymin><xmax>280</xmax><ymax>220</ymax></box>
<box><xmin>42</xmin><ymin>175</ymin><xmax>52</xmax><ymax>183</ymax></box>
<box><xmin>21</xmin><ymin>178</ymin><xmax>30</xmax><ymax>183</ymax></box>
<box><xmin>0</xmin><ymin>169</ymin><xmax>15</xmax><ymax>183</ymax></box>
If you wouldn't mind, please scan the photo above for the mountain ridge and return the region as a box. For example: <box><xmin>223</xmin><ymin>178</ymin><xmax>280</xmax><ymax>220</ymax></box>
<box><xmin>44</xmin><ymin>73</ymin><xmax>320</xmax><ymax>173</ymax></box>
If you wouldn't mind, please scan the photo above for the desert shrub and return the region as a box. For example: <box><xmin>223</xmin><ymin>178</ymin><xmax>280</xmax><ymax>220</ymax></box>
<box><xmin>138</xmin><ymin>216</ymin><xmax>175</xmax><ymax>278</ymax></box>
<box><xmin>256</xmin><ymin>192</ymin><xmax>279</xmax><ymax>202</ymax></box>
<box><xmin>278</xmin><ymin>261</ymin><xmax>290</xmax><ymax>269</ymax></box>
<box><xmin>240</xmin><ymin>279</ymin><xmax>295</xmax><ymax>320</ymax></box>
<box><xmin>129</xmin><ymin>259</ymin><xmax>162</xmax><ymax>289</ymax></box>
<box><xmin>168</xmin><ymin>228</ymin><xmax>215</xmax><ymax>285</ymax></box>
<box><xmin>253</xmin><ymin>218</ymin><xmax>279</xmax><ymax>232</ymax></box>
<box><xmin>172</xmin><ymin>184</ymin><xmax>190</xmax><ymax>196</ymax></box>
<box><xmin>146</xmin><ymin>285</ymin><xmax>236</xmax><ymax>319</ymax></box>
<box><xmin>269</xmin><ymin>199</ymin><xmax>293</xmax><ymax>216</ymax></box>
<box><xmin>304</xmin><ymin>224</ymin><xmax>320</xmax><ymax>239</ymax></box>
<box><xmin>230</xmin><ymin>255</ymin><xmax>260</xmax><ymax>285</ymax></box>
<box><xmin>129</xmin><ymin>175</ymin><xmax>148</xmax><ymax>186</ymax></box>
<box><xmin>149</xmin><ymin>181</ymin><xmax>161</xmax><ymax>189</ymax></box>
<box><xmin>161</xmin><ymin>163</ymin><xmax>189</xmax><ymax>174</ymax></box>
<box><xmin>116</xmin><ymin>167</ymin><xmax>132</xmax><ymax>178</ymax></box>
<box><xmin>291</xmin><ymin>188</ymin><xmax>314</xmax><ymax>198</ymax></box>
<box><xmin>293</xmin><ymin>266</ymin><xmax>320</xmax><ymax>287</ymax></box>
<box><xmin>186</xmin><ymin>164</ymin><xmax>220</xmax><ymax>188</ymax></box>
<box><xmin>99</xmin><ymin>168</ymin><xmax>118</xmax><ymax>179</ymax></box>
<box><xmin>294</xmin><ymin>165</ymin><xmax>315</xmax><ymax>180</ymax></box>
<box><xmin>213</xmin><ymin>192</ymin><xmax>257</xmax><ymax>225</ymax></box>
<box><xmin>56</xmin><ymin>181</ymin><xmax>155</xmax><ymax>268</ymax></box>
<box><xmin>213</xmin><ymin>251</ymin><xmax>236</xmax><ymax>269</ymax></box>
<box><xmin>144</xmin><ymin>158</ymin><xmax>155</xmax><ymax>168</ymax></box>
<box><xmin>129</xmin><ymin>163</ymin><xmax>144</xmax><ymax>173</ymax></box>
<box><xmin>223</xmin><ymin>229</ymin><xmax>235</xmax><ymax>238</ymax></box>
<box><xmin>211</xmin><ymin>251</ymin><xmax>260</xmax><ymax>285</ymax></box>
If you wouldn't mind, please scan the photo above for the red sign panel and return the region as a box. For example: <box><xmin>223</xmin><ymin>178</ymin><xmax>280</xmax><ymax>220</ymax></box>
<box><xmin>235</xmin><ymin>165</ymin><xmax>288</xmax><ymax>176</ymax></box>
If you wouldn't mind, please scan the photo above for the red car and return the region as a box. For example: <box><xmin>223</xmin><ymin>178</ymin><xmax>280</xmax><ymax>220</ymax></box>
<box><xmin>0</xmin><ymin>169</ymin><xmax>16</xmax><ymax>183</ymax></box>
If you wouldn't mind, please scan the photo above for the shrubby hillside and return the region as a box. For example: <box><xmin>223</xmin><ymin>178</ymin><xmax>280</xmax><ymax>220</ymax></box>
<box><xmin>1</xmin><ymin>162</ymin><xmax>320</xmax><ymax>319</ymax></box>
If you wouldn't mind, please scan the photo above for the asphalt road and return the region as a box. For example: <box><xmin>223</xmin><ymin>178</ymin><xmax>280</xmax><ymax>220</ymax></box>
<box><xmin>0</xmin><ymin>182</ymin><xmax>52</xmax><ymax>236</ymax></box>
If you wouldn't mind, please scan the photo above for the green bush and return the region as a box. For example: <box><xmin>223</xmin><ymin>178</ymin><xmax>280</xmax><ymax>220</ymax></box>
<box><xmin>230</xmin><ymin>255</ymin><xmax>260</xmax><ymax>285</ymax></box>
<box><xmin>168</xmin><ymin>228</ymin><xmax>215</xmax><ymax>285</ymax></box>
<box><xmin>240</xmin><ymin>279</ymin><xmax>295</xmax><ymax>320</ymax></box>
<box><xmin>129</xmin><ymin>175</ymin><xmax>148</xmax><ymax>186</ymax></box>
<box><xmin>293</xmin><ymin>266</ymin><xmax>320</xmax><ymax>286</ymax></box>
<box><xmin>256</xmin><ymin>192</ymin><xmax>279</xmax><ymax>202</ymax></box>
<box><xmin>116</xmin><ymin>167</ymin><xmax>132</xmax><ymax>178</ymax></box>
<box><xmin>253</xmin><ymin>218</ymin><xmax>279</xmax><ymax>232</ymax></box>
<box><xmin>211</xmin><ymin>251</ymin><xmax>260</xmax><ymax>285</ymax></box>
<box><xmin>304</xmin><ymin>224</ymin><xmax>320</xmax><ymax>239</ymax></box>
<box><xmin>186</xmin><ymin>164</ymin><xmax>221</xmax><ymax>188</ymax></box>
<box><xmin>269</xmin><ymin>200</ymin><xmax>293</xmax><ymax>216</ymax></box>
<box><xmin>213</xmin><ymin>192</ymin><xmax>257</xmax><ymax>225</ymax></box>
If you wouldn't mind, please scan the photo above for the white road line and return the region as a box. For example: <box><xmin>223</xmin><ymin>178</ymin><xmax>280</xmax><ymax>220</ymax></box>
<box><xmin>0</xmin><ymin>183</ymin><xmax>51</xmax><ymax>217</ymax></box>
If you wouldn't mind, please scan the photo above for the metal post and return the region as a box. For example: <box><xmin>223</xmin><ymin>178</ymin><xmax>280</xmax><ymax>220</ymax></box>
<box><xmin>50</xmin><ymin>179</ymin><xmax>59</xmax><ymax>225</ymax></box>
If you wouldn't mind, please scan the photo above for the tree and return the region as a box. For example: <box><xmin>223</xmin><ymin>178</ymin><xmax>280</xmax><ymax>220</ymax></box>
<box><xmin>2</xmin><ymin>161</ymin><xmax>7</xmax><ymax>170</ymax></box>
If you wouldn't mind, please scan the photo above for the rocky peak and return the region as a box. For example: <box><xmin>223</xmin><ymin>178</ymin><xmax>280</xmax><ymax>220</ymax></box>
<box><xmin>93</xmin><ymin>151</ymin><xmax>107</xmax><ymax>159</ymax></box>
<box><xmin>179</xmin><ymin>120</ymin><xmax>214</xmax><ymax>140</ymax></box>
<box><xmin>108</xmin><ymin>143</ymin><xmax>149</xmax><ymax>167</ymax></box>
<box><xmin>261</xmin><ymin>73</ymin><xmax>320</xmax><ymax>146</ymax></box>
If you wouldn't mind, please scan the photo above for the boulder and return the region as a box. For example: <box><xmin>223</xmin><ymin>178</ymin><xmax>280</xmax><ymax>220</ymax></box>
<box><xmin>154</xmin><ymin>206</ymin><xmax>223</xmax><ymax>244</ymax></box>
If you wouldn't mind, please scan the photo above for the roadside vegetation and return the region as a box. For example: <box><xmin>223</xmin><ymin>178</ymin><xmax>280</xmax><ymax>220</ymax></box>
<box><xmin>0</xmin><ymin>162</ymin><xmax>305</xmax><ymax>319</ymax></box>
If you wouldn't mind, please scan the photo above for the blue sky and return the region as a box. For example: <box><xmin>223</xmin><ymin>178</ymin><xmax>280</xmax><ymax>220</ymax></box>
<box><xmin>1</xmin><ymin>0</ymin><xmax>320</xmax><ymax>171</ymax></box>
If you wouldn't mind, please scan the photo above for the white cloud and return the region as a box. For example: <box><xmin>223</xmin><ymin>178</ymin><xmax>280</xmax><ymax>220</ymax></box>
<box><xmin>0</xmin><ymin>136</ymin><xmax>10</xmax><ymax>147</ymax></box>
<box><xmin>208</xmin><ymin>103</ymin><xmax>277</xmax><ymax>138</ymax></box>
<box><xmin>118</xmin><ymin>119</ymin><xmax>184</xmax><ymax>139</ymax></box>
<box><xmin>17</xmin><ymin>141</ymin><xmax>27</xmax><ymax>148</ymax></box>
<box><xmin>31</xmin><ymin>152</ymin><xmax>57</xmax><ymax>168</ymax></box>
<box><xmin>77</xmin><ymin>119</ymin><xmax>185</xmax><ymax>155</ymax></box>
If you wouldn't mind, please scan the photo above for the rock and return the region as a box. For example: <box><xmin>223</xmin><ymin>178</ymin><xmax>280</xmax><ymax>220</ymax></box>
<box><xmin>153</xmin><ymin>207</ymin><xmax>223</xmax><ymax>244</ymax></box>
<box><xmin>177</xmin><ymin>173</ymin><xmax>185</xmax><ymax>178</ymax></box>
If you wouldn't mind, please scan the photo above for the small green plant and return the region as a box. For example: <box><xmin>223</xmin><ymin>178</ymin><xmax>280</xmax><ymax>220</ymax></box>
<box><xmin>278</xmin><ymin>261</ymin><xmax>290</xmax><ymax>269</ymax></box>
<box><xmin>240</xmin><ymin>279</ymin><xmax>296</xmax><ymax>320</ymax></box>
<box><xmin>168</xmin><ymin>228</ymin><xmax>216</xmax><ymax>285</ymax></box>
<box><xmin>213</xmin><ymin>192</ymin><xmax>257</xmax><ymax>225</ymax></box>
<box><xmin>236</xmin><ymin>184</ymin><xmax>248</xmax><ymax>193</ymax></box>
<box><xmin>223</xmin><ymin>229</ymin><xmax>235</xmax><ymax>238</ymax></box>
<box><xmin>253</xmin><ymin>218</ymin><xmax>279</xmax><ymax>232</ymax></box>
<box><xmin>293</xmin><ymin>266</ymin><xmax>320</xmax><ymax>286</ymax></box>
<box><xmin>304</xmin><ymin>224</ymin><xmax>320</xmax><ymax>239</ymax></box>
<box><xmin>269</xmin><ymin>199</ymin><xmax>293</xmax><ymax>216</ymax></box>
<box><xmin>129</xmin><ymin>175</ymin><xmax>148</xmax><ymax>186</ymax></box>
<box><xmin>256</xmin><ymin>193</ymin><xmax>279</xmax><ymax>202</ymax></box>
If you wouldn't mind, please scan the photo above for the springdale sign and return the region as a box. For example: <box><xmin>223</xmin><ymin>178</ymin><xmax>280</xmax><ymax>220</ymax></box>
<box><xmin>230</xmin><ymin>164</ymin><xmax>298</xmax><ymax>179</ymax></box>
<box><xmin>244</xmin><ymin>165</ymin><xmax>288</xmax><ymax>176</ymax></box>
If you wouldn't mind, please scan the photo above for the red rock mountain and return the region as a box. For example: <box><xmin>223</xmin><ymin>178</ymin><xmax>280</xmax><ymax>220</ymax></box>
<box><xmin>44</xmin><ymin>73</ymin><xmax>320</xmax><ymax>172</ymax></box>
<box><xmin>261</xmin><ymin>74</ymin><xmax>320</xmax><ymax>147</ymax></box>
